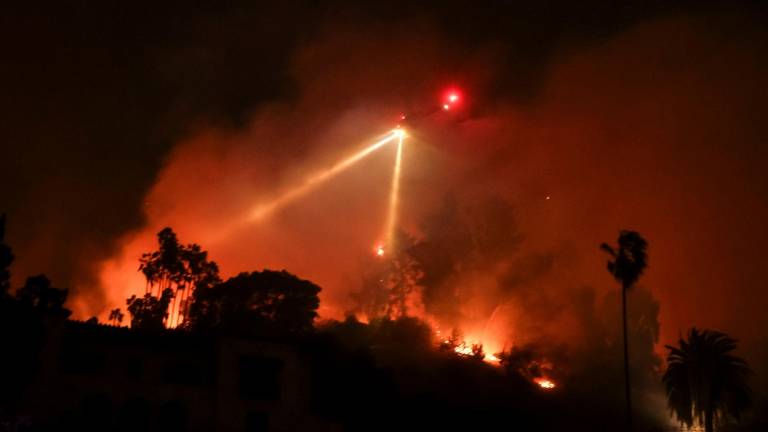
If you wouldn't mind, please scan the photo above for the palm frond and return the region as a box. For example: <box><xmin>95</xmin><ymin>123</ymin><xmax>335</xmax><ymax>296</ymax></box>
<box><xmin>663</xmin><ymin>328</ymin><xmax>752</xmax><ymax>430</ymax></box>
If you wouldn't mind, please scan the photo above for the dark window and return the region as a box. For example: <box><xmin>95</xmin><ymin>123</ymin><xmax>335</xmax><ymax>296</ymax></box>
<box><xmin>245</xmin><ymin>410</ymin><xmax>269</xmax><ymax>432</ymax></box>
<box><xmin>238</xmin><ymin>356</ymin><xmax>283</xmax><ymax>401</ymax></box>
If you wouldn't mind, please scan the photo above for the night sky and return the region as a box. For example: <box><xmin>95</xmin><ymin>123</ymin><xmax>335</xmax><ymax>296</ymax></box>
<box><xmin>2</xmin><ymin>0</ymin><xmax>767</xmax><ymax>381</ymax></box>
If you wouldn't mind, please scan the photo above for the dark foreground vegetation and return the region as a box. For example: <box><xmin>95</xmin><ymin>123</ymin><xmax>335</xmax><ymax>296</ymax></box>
<box><xmin>1</xmin><ymin>215</ymin><xmax>765</xmax><ymax>431</ymax></box>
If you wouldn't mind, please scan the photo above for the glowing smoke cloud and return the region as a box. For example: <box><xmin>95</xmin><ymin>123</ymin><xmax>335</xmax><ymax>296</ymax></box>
<box><xmin>248</xmin><ymin>131</ymin><xmax>399</xmax><ymax>221</ymax></box>
<box><xmin>204</xmin><ymin>131</ymin><xmax>401</xmax><ymax>243</ymax></box>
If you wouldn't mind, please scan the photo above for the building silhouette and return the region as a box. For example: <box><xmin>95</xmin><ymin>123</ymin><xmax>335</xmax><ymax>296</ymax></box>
<box><xmin>18</xmin><ymin>319</ymin><xmax>337</xmax><ymax>431</ymax></box>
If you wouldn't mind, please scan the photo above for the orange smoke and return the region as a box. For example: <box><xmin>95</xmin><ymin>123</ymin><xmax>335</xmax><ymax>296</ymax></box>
<box><xmin>88</xmin><ymin>114</ymin><xmax>409</xmax><ymax>322</ymax></box>
<box><xmin>247</xmin><ymin>131</ymin><xmax>399</xmax><ymax>223</ymax></box>
<box><xmin>70</xmin><ymin>15</ymin><xmax>768</xmax><ymax>378</ymax></box>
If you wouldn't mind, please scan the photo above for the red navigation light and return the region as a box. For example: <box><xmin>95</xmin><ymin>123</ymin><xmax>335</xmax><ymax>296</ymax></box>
<box><xmin>442</xmin><ymin>88</ymin><xmax>462</xmax><ymax>111</ymax></box>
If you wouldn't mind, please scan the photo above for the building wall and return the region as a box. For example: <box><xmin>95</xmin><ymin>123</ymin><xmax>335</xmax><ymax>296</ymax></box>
<box><xmin>20</xmin><ymin>321</ymin><xmax>338</xmax><ymax>432</ymax></box>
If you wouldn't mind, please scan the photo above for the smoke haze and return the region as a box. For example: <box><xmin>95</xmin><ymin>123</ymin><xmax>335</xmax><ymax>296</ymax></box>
<box><xmin>2</xmin><ymin>1</ymin><xmax>767</xmax><ymax>407</ymax></box>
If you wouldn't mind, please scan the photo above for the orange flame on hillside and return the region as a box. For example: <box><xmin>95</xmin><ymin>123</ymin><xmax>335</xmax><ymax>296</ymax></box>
<box><xmin>436</xmin><ymin>327</ymin><xmax>503</xmax><ymax>364</ymax></box>
<box><xmin>533</xmin><ymin>377</ymin><xmax>557</xmax><ymax>390</ymax></box>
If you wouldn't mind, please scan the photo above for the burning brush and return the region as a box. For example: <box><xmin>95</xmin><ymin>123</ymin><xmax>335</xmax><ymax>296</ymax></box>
<box><xmin>497</xmin><ymin>346</ymin><xmax>558</xmax><ymax>390</ymax></box>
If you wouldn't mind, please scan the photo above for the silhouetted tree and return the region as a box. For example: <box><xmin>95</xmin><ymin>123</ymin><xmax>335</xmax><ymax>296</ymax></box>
<box><xmin>0</xmin><ymin>224</ymin><xmax>69</xmax><ymax>414</ymax></box>
<box><xmin>437</xmin><ymin>328</ymin><xmax>485</xmax><ymax>361</ymax></box>
<box><xmin>663</xmin><ymin>328</ymin><xmax>752</xmax><ymax>432</ymax></box>
<box><xmin>139</xmin><ymin>228</ymin><xmax>184</xmax><ymax>324</ymax></box>
<box><xmin>186</xmin><ymin>270</ymin><xmax>320</xmax><ymax>335</ymax></box>
<box><xmin>385</xmin><ymin>236</ymin><xmax>422</xmax><ymax>319</ymax></box>
<box><xmin>126</xmin><ymin>288</ymin><xmax>174</xmax><ymax>331</ymax></box>
<box><xmin>438</xmin><ymin>328</ymin><xmax>464</xmax><ymax>351</ymax></box>
<box><xmin>0</xmin><ymin>214</ymin><xmax>13</xmax><ymax>298</ymax></box>
<box><xmin>356</xmin><ymin>269</ymin><xmax>390</xmax><ymax>319</ymax></box>
<box><xmin>0</xmin><ymin>215</ymin><xmax>82</xmax><ymax>423</ymax></box>
<box><xmin>601</xmin><ymin>230</ymin><xmax>647</xmax><ymax>429</ymax></box>
<box><xmin>468</xmin><ymin>343</ymin><xmax>485</xmax><ymax>361</ymax></box>
<box><xmin>356</xmin><ymin>230</ymin><xmax>422</xmax><ymax>320</ymax></box>
<box><xmin>137</xmin><ymin>228</ymin><xmax>219</xmax><ymax>327</ymax></box>
<box><xmin>139</xmin><ymin>228</ymin><xmax>181</xmax><ymax>292</ymax></box>
<box><xmin>497</xmin><ymin>344</ymin><xmax>556</xmax><ymax>386</ymax></box>
<box><xmin>15</xmin><ymin>274</ymin><xmax>71</xmax><ymax>318</ymax></box>
<box><xmin>406</xmin><ymin>195</ymin><xmax>474</xmax><ymax>321</ymax></box>
<box><xmin>408</xmin><ymin>194</ymin><xmax>522</xmax><ymax>321</ymax></box>
<box><xmin>108</xmin><ymin>308</ymin><xmax>124</xmax><ymax>326</ymax></box>
<box><xmin>178</xmin><ymin>243</ymin><xmax>220</xmax><ymax>324</ymax></box>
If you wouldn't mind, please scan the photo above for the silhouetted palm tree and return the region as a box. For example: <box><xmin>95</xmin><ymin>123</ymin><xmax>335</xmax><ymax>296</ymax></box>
<box><xmin>601</xmin><ymin>230</ymin><xmax>648</xmax><ymax>429</ymax></box>
<box><xmin>663</xmin><ymin>328</ymin><xmax>751</xmax><ymax>432</ymax></box>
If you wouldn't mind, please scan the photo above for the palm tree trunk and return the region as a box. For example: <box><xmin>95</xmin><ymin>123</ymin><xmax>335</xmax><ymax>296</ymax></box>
<box><xmin>622</xmin><ymin>282</ymin><xmax>632</xmax><ymax>430</ymax></box>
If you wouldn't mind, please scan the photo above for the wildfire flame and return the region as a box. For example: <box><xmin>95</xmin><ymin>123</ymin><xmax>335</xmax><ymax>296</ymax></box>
<box><xmin>443</xmin><ymin>337</ymin><xmax>501</xmax><ymax>364</ymax></box>
<box><xmin>533</xmin><ymin>377</ymin><xmax>556</xmax><ymax>389</ymax></box>
<box><xmin>453</xmin><ymin>343</ymin><xmax>475</xmax><ymax>356</ymax></box>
